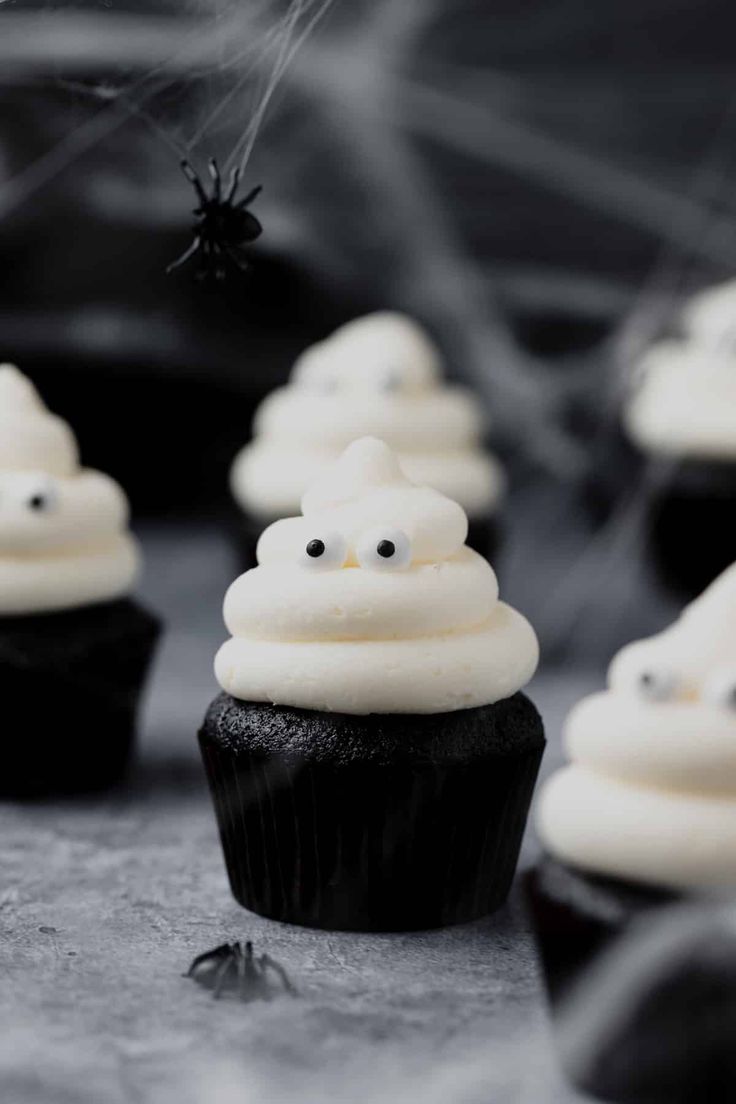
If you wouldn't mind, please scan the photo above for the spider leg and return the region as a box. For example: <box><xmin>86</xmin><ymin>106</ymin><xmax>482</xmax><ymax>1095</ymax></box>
<box><xmin>179</xmin><ymin>160</ymin><xmax>208</xmax><ymax>207</ymax></box>
<box><xmin>260</xmin><ymin>953</ymin><xmax>298</xmax><ymax>996</ymax></box>
<box><xmin>212</xmin><ymin>949</ymin><xmax>237</xmax><ymax>999</ymax></box>
<box><xmin>185</xmin><ymin>942</ymin><xmax>231</xmax><ymax>978</ymax></box>
<box><xmin>235</xmin><ymin>942</ymin><xmax>249</xmax><ymax>1001</ymax></box>
<box><xmin>223</xmin><ymin>245</ymin><xmax>252</xmax><ymax>273</ymax></box>
<box><xmin>208</xmin><ymin>158</ymin><xmax>221</xmax><ymax>202</ymax></box>
<box><xmin>166</xmin><ymin>235</ymin><xmax>202</xmax><ymax>274</ymax></box>
<box><xmin>226</xmin><ymin>165</ymin><xmax>241</xmax><ymax>204</ymax></box>
<box><xmin>237</xmin><ymin>185</ymin><xmax>263</xmax><ymax>209</ymax></box>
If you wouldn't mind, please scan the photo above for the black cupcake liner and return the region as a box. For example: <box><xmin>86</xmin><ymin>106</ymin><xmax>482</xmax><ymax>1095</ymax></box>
<box><xmin>525</xmin><ymin>856</ymin><xmax>680</xmax><ymax>1006</ymax></box>
<box><xmin>199</xmin><ymin>691</ymin><xmax>544</xmax><ymax>931</ymax></box>
<box><xmin>232</xmin><ymin>509</ymin><xmax>501</xmax><ymax>573</ymax></box>
<box><xmin>647</xmin><ymin>459</ymin><xmax>736</xmax><ymax>599</ymax></box>
<box><xmin>524</xmin><ymin>858</ymin><xmax>732</xmax><ymax>1104</ymax></box>
<box><xmin>556</xmin><ymin>898</ymin><xmax>736</xmax><ymax>1104</ymax></box>
<box><xmin>0</xmin><ymin>598</ymin><xmax>160</xmax><ymax>797</ymax></box>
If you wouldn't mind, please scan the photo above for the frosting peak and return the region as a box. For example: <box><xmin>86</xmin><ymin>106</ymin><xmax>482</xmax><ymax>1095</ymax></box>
<box><xmin>0</xmin><ymin>363</ymin><xmax>79</xmax><ymax>476</ymax></box>
<box><xmin>217</xmin><ymin>438</ymin><xmax>537</xmax><ymax>714</ymax></box>
<box><xmin>537</xmin><ymin>563</ymin><xmax>736</xmax><ymax>890</ymax></box>
<box><xmin>0</xmin><ymin>367</ymin><xmax>138</xmax><ymax>614</ymax></box>
<box><xmin>230</xmin><ymin>312</ymin><xmax>504</xmax><ymax>519</ymax></box>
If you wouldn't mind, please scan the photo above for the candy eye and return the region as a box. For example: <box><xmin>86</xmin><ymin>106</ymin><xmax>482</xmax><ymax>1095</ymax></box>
<box><xmin>15</xmin><ymin>476</ymin><xmax>59</xmax><ymax>515</ymax></box>
<box><xmin>703</xmin><ymin>671</ymin><xmax>736</xmax><ymax>711</ymax></box>
<box><xmin>298</xmin><ymin>531</ymin><xmax>347</xmax><ymax>571</ymax></box>
<box><xmin>635</xmin><ymin>668</ymin><xmax>679</xmax><ymax>703</ymax></box>
<box><xmin>356</xmin><ymin>527</ymin><xmax>412</xmax><ymax>571</ymax></box>
<box><xmin>380</xmin><ymin>369</ymin><xmax>402</xmax><ymax>393</ymax></box>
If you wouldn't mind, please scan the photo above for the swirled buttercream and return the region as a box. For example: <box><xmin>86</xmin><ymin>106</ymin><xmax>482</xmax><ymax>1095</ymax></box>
<box><xmin>0</xmin><ymin>366</ymin><xmax>139</xmax><ymax>614</ymax></box>
<box><xmin>231</xmin><ymin>313</ymin><xmax>504</xmax><ymax>518</ymax></box>
<box><xmin>537</xmin><ymin>562</ymin><xmax>736</xmax><ymax>890</ymax></box>
<box><xmin>216</xmin><ymin>437</ymin><xmax>537</xmax><ymax>714</ymax></box>
<box><xmin>625</xmin><ymin>280</ymin><xmax>736</xmax><ymax>459</ymax></box>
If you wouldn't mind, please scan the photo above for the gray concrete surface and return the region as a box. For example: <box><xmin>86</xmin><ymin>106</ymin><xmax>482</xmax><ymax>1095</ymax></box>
<box><xmin>0</xmin><ymin>523</ymin><xmax>606</xmax><ymax>1104</ymax></box>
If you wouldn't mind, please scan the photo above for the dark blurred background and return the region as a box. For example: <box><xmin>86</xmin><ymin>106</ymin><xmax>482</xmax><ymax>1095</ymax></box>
<box><xmin>1</xmin><ymin>0</ymin><xmax>734</xmax><ymax>643</ymax></box>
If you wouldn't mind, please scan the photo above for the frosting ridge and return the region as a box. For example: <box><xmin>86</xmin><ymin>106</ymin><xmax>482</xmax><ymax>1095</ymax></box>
<box><xmin>231</xmin><ymin>313</ymin><xmax>504</xmax><ymax>517</ymax></box>
<box><xmin>537</xmin><ymin>562</ymin><xmax>736</xmax><ymax>889</ymax></box>
<box><xmin>217</xmin><ymin>437</ymin><xmax>537</xmax><ymax>714</ymax></box>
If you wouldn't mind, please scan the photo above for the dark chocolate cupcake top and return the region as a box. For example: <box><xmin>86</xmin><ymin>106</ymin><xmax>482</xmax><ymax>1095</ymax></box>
<box><xmin>216</xmin><ymin>437</ymin><xmax>538</xmax><ymax>715</ymax></box>
<box><xmin>0</xmin><ymin>365</ymin><xmax>138</xmax><ymax>615</ymax></box>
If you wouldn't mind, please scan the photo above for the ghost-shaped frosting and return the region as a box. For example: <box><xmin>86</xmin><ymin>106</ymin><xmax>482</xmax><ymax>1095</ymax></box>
<box><xmin>537</xmin><ymin>562</ymin><xmax>736</xmax><ymax>890</ymax></box>
<box><xmin>216</xmin><ymin>437</ymin><xmax>537</xmax><ymax>714</ymax></box>
<box><xmin>230</xmin><ymin>312</ymin><xmax>504</xmax><ymax>519</ymax></box>
<box><xmin>625</xmin><ymin>279</ymin><xmax>736</xmax><ymax>459</ymax></box>
<box><xmin>0</xmin><ymin>365</ymin><xmax>138</xmax><ymax>615</ymax></box>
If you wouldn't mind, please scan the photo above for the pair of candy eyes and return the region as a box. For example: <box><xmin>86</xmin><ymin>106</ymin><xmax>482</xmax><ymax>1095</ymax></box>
<box><xmin>633</xmin><ymin>669</ymin><xmax>736</xmax><ymax>710</ymax></box>
<box><xmin>299</xmin><ymin>528</ymin><xmax>412</xmax><ymax>572</ymax></box>
<box><xmin>304</xmin><ymin>370</ymin><xmax>403</xmax><ymax>395</ymax></box>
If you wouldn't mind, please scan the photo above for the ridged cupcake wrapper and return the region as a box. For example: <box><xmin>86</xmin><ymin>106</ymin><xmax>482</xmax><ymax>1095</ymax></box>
<box><xmin>199</xmin><ymin>732</ymin><xmax>542</xmax><ymax>931</ymax></box>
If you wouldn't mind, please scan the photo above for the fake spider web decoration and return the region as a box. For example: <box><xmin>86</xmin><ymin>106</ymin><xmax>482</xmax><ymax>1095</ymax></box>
<box><xmin>2</xmin><ymin>0</ymin><xmax>736</xmax><ymax>650</ymax></box>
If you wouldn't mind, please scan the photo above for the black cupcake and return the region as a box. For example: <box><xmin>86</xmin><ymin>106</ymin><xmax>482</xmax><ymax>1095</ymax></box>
<box><xmin>229</xmin><ymin>312</ymin><xmax>504</xmax><ymax>570</ymax></box>
<box><xmin>201</xmin><ymin>437</ymin><xmax>542</xmax><ymax>931</ymax></box>
<box><xmin>0</xmin><ymin>365</ymin><xmax>160</xmax><ymax>796</ymax></box>
<box><xmin>527</xmin><ymin>562</ymin><xmax>736</xmax><ymax>1099</ymax></box>
<box><xmin>555</xmin><ymin>897</ymin><xmax>736</xmax><ymax>1104</ymax></box>
<box><xmin>624</xmin><ymin>281</ymin><xmax>736</xmax><ymax>598</ymax></box>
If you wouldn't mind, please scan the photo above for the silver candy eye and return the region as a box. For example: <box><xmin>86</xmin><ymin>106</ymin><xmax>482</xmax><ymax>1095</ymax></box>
<box><xmin>356</xmin><ymin>527</ymin><xmax>412</xmax><ymax>571</ymax></box>
<box><xmin>380</xmin><ymin>368</ymin><xmax>402</xmax><ymax>393</ymax></box>
<box><xmin>298</xmin><ymin>531</ymin><xmax>347</xmax><ymax>571</ymax></box>
<box><xmin>703</xmin><ymin>671</ymin><xmax>736</xmax><ymax>711</ymax></box>
<box><xmin>13</xmin><ymin>475</ymin><xmax>59</xmax><ymax>515</ymax></box>
<box><xmin>635</xmin><ymin>668</ymin><xmax>679</xmax><ymax>703</ymax></box>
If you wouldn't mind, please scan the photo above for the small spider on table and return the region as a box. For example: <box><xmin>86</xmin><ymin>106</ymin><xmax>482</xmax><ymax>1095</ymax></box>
<box><xmin>185</xmin><ymin>940</ymin><xmax>296</xmax><ymax>1001</ymax></box>
<box><xmin>167</xmin><ymin>158</ymin><xmax>263</xmax><ymax>282</ymax></box>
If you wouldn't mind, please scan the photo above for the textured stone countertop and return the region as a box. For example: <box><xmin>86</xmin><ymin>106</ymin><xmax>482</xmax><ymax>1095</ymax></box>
<box><xmin>0</xmin><ymin>523</ymin><xmax>604</xmax><ymax>1104</ymax></box>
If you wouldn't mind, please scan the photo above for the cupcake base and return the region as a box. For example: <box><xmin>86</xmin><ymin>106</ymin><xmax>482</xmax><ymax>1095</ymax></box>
<box><xmin>647</xmin><ymin>458</ymin><xmax>736</xmax><ymax>598</ymax></box>
<box><xmin>556</xmin><ymin>899</ymin><xmax>736</xmax><ymax>1104</ymax></box>
<box><xmin>0</xmin><ymin>598</ymin><xmax>160</xmax><ymax>797</ymax></box>
<box><xmin>199</xmin><ymin>691</ymin><xmax>544</xmax><ymax>931</ymax></box>
<box><xmin>525</xmin><ymin>856</ymin><xmax>680</xmax><ymax>1005</ymax></box>
<box><xmin>233</xmin><ymin>511</ymin><xmax>500</xmax><ymax>572</ymax></box>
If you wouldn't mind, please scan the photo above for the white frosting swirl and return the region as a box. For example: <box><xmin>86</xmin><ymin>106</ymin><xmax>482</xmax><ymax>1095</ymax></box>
<box><xmin>537</xmin><ymin>562</ymin><xmax>736</xmax><ymax>890</ymax></box>
<box><xmin>231</xmin><ymin>313</ymin><xmax>504</xmax><ymax>519</ymax></box>
<box><xmin>625</xmin><ymin>280</ymin><xmax>736</xmax><ymax>459</ymax></box>
<box><xmin>216</xmin><ymin>437</ymin><xmax>537</xmax><ymax>714</ymax></box>
<box><xmin>0</xmin><ymin>365</ymin><xmax>139</xmax><ymax>614</ymax></box>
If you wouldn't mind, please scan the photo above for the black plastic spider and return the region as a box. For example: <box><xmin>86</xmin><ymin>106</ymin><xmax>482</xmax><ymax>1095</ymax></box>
<box><xmin>167</xmin><ymin>158</ymin><xmax>263</xmax><ymax>281</ymax></box>
<box><xmin>185</xmin><ymin>940</ymin><xmax>297</xmax><ymax>1001</ymax></box>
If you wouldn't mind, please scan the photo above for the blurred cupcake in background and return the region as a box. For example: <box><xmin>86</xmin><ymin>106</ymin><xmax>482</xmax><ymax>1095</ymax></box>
<box><xmin>230</xmin><ymin>312</ymin><xmax>505</xmax><ymax>566</ymax></box>
<box><xmin>202</xmin><ymin>436</ymin><xmax>542</xmax><ymax>931</ymax></box>
<box><xmin>527</xmin><ymin>561</ymin><xmax>736</xmax><ymax>1055</ymax></box>
<box><xmin>0</xmin><ymin>365</ymin><xmax>160</xmax><ymax>796</ymax></box>
<box><xmin>625</xmin><ymin>279</ymin><xmax>736</xmax><ymax>596</ymax></box>
<box><xmin>557</xmin><ymin>896</ymin><xmax>736</xmax><ymax>1104</ymax></box>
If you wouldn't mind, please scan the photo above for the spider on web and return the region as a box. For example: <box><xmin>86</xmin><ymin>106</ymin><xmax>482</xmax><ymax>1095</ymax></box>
<box><xmin>167</xmin><ymin>158</ymin><xmax>263</xmax><ymax>281</ymax></box>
